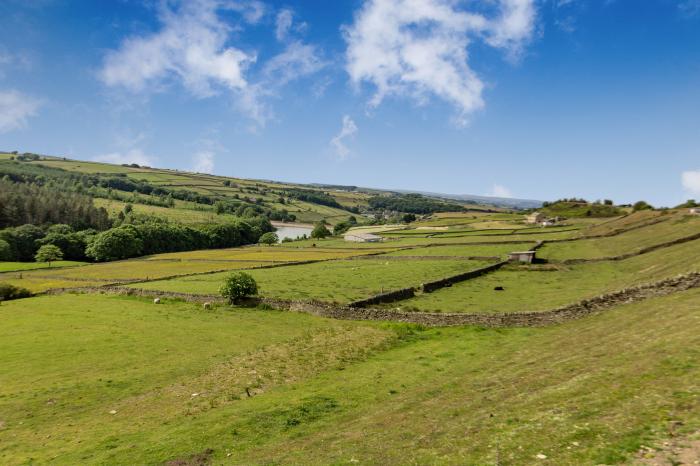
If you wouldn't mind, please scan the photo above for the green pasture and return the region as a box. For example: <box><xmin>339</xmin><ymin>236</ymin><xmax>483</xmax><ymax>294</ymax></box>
<box><xmin>2</xmin><ymin>288</ymin><xmax>700</xmax><ymax>464</ymax></box>
<box><xmin>131</xmin><ymin>258</ymin><xmax>493</xmax><ymax>303</ymax></box>
<box><xmin>394</xmin><ymin>237</ymin><xmax>700</xmax><ymax>313</ymax></box>
<box><xmin>0</xmin><ymin>294</ymin><xmax>396</xmax><ymax>465</ymax></box>
<box><xmin>0</xmin><ymin>261</ymin><xmax>86</xmax><ymax>273</ymax></box>
<box><xmin>539</xmin><ymin>212</ymin><xmax>700</xmax><ymax>261</ymax></box>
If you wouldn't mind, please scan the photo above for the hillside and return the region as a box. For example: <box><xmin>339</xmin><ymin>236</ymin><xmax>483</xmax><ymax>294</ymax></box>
<box><xmin>2</xmin><ymin>154</ymin><xmax>700</xmax><ymax>464</ymax></box>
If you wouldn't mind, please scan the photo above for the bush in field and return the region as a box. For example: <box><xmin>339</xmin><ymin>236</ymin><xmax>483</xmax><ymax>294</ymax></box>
<box><xmin>220</xmin><ymin>272</ymin><xmax>258</xmax><ymax>304</ymax></box>
<box><xmin>35</xmin><ymin>244</ymin><xmax>63</xmax><ymax>267</ymax></box>
<box><xmin>0</xmin><ymin>239</ymin><xmax>11</xmax><ymax>261</ymax></box>
<box><xmin>86</xmin><ymin>226</ymin><xmax>143</xmax><ymax>262</ymax></box>
<box><xmin>258</xmin><ymin>232</ymin><xmax>278</xmax><ymax>245</ymax></box>
<box><xmin>311</xmin><ymin>223</ymin><xmax>331</xmax><ymax>239</ymax></box>
<box><xmin>0</xmin><ymin>282</ymin><xmax>31</xmax><ymax>301</ymax></box>
<box><xmin>633</xmin><ymin>200</ymin><xmax>654</xmax><ymax>212</ymax></box>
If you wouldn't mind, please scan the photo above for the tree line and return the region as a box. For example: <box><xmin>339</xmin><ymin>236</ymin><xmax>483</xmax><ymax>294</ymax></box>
<box><xmin>368</xmin><ymin>193</ymin><xmax>465</xmax><ymax>214</ymax></box>
<box><xmin>0</xmin><ymin>217</ymin><xmax>272</xmax><ymax>262</ymax></box>
<box><xmin>0</xmin><ymin>178</ymin><xmax>110</xmax><ymax>230</ymax></box>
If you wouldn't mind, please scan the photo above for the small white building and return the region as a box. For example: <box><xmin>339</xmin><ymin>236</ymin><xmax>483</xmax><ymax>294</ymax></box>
<box><xmin>508</xmin><ymin>251</ymin><xmax>536</xmax><ymax>264</ymax></box>
<box><xmin>690</xmin><ymin>208</ymin><xmax>700</xmax><ymax>215</ymax></box>
<box><xmin>344</xmin><ymin>232</ymin><xmax>383</xmax><ymax>243</ymax></box>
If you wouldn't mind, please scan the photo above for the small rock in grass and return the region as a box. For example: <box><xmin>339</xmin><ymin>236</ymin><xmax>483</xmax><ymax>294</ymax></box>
<box><xmin>536</xmin><ymin>453</ymin><xmax>547</xmax><ymax>459</ymax></box>
<box><xmin>109</xmin><ymin>410</ymin><xmax>117</xmax><ymax>415</ymax></box>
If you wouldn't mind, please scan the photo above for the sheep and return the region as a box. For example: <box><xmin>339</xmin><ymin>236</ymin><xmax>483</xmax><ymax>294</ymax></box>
<box><xmin>153</xmin><ymin>298</ymin><xmax>161</xmax><ymax>304</ymax></box>
<box><xmin>203</xmin><ymin>302</ymin><xmax>212</xmax><ymax>310</ymax></box>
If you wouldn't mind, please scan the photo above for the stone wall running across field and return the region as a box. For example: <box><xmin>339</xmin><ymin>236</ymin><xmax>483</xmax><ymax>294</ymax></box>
<box><xmin>64</xmin><ymin>272</ymin><xmax>700</xmax><ymax>328</ymax></box>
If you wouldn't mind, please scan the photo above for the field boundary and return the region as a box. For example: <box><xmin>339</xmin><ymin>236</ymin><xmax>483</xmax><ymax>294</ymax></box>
<box><xmin>61</xmin><ymin>272</ymin><xmax>700</xmax><ymax>328</ymax></box>
<box><xmin>558</xmin><ymin>231</ymin><xmax>700</xmax><ymax>264</ymax></box>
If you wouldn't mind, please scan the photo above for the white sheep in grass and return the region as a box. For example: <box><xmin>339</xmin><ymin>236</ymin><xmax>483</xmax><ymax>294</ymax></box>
<box><xmin>203</xmin><ymin>302</ymin><xmax>212</xmax><ymax>310</ymax></box>
<box><xmin>153</xmin><ymin>298</ymin><xmax>161</xmax><ymax>304</ymax></box>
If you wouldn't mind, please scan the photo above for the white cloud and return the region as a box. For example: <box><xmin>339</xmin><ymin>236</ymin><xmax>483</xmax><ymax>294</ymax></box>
<box><xmin>343</xmin><ymin>0</ymin><xmax>536</xmax><ymax>125</ymax></box>
<box><xmin>682</xmin><ymin>170</ymin><xmax>700</xmax><ymax>196</ymax></box>
<box><xmin>99</xmin><ymin>0</ymin><xmax>255</xmax><ymax>97</ymax></box>
<box><xmin>262</xmin><ymin>41</ymin><xmax>326</xmax><ymax>86</ymax></box>
<box><xmin>0</xmin><ymin>89</ymin><xmax>41</xmax><ymax>133</ymax></box>
<box><xmin>330</xmin><ymin>115</ymin><xmax>358</xmax><ymax>159</ymax></box>
<box><xmin>193</xmin><ymin>150</ymin><xmax>215</xmax><ymax>173</ymax></box>
<box><xmin>275</xmin><ymin>9</ymin><xmax>293</xmax><ymax>41</ymax></box>
<box><xmin>100</xmin><ymin>1</ymin><xmax>323</xmax><ymax>129</ymax></box>
<box><xmin>489</xmin><ymin>184</ymin><xmax>513</xmax><ymax>198</ymax></box>
<box><xmin>93</xmin><ymin>148</ymin><xmax>154</xmax><ymax>167</ymax></box>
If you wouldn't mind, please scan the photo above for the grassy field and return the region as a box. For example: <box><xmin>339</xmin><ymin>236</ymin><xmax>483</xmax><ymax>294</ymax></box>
<box><xmin>539</xmin><ymin>212</ymin><xmax>700</xmax><ymax>261</ymax></box>
<box><xmin>93</xmin><ymin>198</ymin><xmax>239</xmax><ymax>225</ymax></box>
<box><xmin>2</xmin><ymin>287</ymin><xmax>700</xmax><ymax>464</ymax></box>
<box><xmin>130</xmin><ymin>258</ymin><xmax>494</xmax><ymax>303</ymax></box>
<box><xmin>0</xmin><ymin>294</ymin><xmax>397</xmax><ymax>465</ymax></box>
<box><xmin>0</xmin><ymin>261</ymin><xmax>86</xmax><ymax>273</ymax></box>
<box><xmin>383</xmin><ymin>243</ymin><xmax>531</xmax><ymax>258</ymax></box>
<box><xmin>393</xmin><ymin>237</ymin><xmax>700</xmax><ymax>313</ymax></box>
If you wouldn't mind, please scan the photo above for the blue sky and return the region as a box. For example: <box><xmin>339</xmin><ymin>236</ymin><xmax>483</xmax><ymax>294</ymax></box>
<box><xmin>0</xmin><ymin>0</ymin><xmax>699</xmax><ymax>206</ymax></box>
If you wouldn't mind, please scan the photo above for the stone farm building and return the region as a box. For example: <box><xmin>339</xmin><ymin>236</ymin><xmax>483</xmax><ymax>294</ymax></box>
<box><xmin>526</xmin><ymin>212</ymin><xmax>546</xmax><ymax>224</ymax></box>
<box><xmin>344</xmin><ymin>232</ymin><xmax>383</xmax><ymax>243</ymax></box>
<box><xmin>508</xmin><ymin>251</ymin><xmax>536</xmax><ymax>264</ymax></box>
<box><xmin>691</xmin><ymin>208</ymin><xmax>700</xmax><ymax>215</ymax></box>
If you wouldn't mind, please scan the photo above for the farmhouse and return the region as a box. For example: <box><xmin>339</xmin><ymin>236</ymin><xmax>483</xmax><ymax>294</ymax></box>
<box><xmin>508</xmin><ymin>251</ymin><xmax>536</xmax><ymax>264</ymax></box>
<box><xmin>526</xmin><ymin>212</ymin><xmax>545</xmax><ymax>224</ymax></box>
<box><xmin>344</xmin><ymin>232</ymin><xmax>383</xmax><ymax>243</ymax></box>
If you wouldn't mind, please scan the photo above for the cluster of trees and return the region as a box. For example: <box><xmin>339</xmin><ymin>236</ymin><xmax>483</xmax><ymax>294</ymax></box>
<box><xmin>0</xmin><ymin>216</ymin><xmax>272</xmax><ymax>263</ymax></box>
<box><xmin>86</xmin><ymin>217</ymin><xmax>272</xmax><ymax>261</ymax></box>
<box><xmin>0</xmin><ymin>178</ymin><xmax>110</xmax><ymax>230</ymax></box>
<box><xmin>0</xmin><ymin>224</ymin><xmax>95</xmax><ymax>261</ymax></box>
<box><xmin>368</xmin><ymin>193</ymin><xmax>464</xmax><ymax>214</ymax></box>
<box><xmin>332</xmin><ymin>216</ymin><xmax>358</xmax><ymax>235</ymax></box>
<box><xmin>285</xmin><ymin>189</ymin><xmax>343</xmax><ymax>209</ymax></box>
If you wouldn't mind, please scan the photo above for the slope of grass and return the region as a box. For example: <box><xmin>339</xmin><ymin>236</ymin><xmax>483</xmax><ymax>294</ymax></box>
<box><xmin>394</xmin><ymin>237</ymin><xmax>700</xmax><ymax>313</ymax></box>
<box><xmin>3</xmin><ymin>288</ymin><xmax>700</xmax><ymax>464</ymax></box>
<box><xmin>0</xmin><ymin>261</ymin><xmax>86</xmax><ymax>273</ymax></box>
<box><xmin>539</xmin><ymin>212</ymin><xmax>700</xmax><ymax>261</ymax></box>
<box><xmin>383</xmin><ymin>243</ymin><xmax>529</xmax><ymax>258</ymax></box>
<box><xmin>0</xmin><ymin>294</ymin><xmax>395</xmax><ymax>465</ymax></box>
<box><xmin>131</xmin><ymin>258</ymin><xmax>493</xmax><ymax>303</ymax></box>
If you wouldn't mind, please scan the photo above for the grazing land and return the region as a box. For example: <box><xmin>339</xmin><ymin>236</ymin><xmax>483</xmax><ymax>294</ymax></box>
<box><xmin>2</xmin><ymin>156</ymin><xmax>700</xmax><ymax>464</ymax></box>
<box><xmin>131</xmin><ymin>258</ymin><xmax>495</xmax><ymax>303</ymax></box>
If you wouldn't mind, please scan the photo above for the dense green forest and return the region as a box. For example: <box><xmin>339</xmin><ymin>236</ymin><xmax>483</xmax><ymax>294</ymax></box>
<box><xmin>368</xmin><ymin>193</ymin><xmax>465</xmax><ymax>214</ymax></box>
<box><xmin>0</xmin><ymin>178</ymin><xmax>110</xmax><ymax>230</ymax></box>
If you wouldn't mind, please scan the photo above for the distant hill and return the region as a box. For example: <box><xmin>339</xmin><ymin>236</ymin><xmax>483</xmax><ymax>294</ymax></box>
<box><xmin>391</xmin><ymin>189</ymin><xmax>543</xmax><ymax>210</ymax></box>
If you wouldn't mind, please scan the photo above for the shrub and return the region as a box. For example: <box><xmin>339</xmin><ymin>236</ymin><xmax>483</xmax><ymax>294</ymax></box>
<box><xmin>35</xmin><ymin>244</ymin><xmax>64</xmax><ymax>266</ymax></box>
<box><xmin>0</xmin><ymin>283</ymin><xmax>32</xmax><ymax>301</ymax></box>
<box><xmin>311</xmin><ymin>223</ymin><xmax>331</xmax><ymax>239</ymax></box>
<box><xmin>633</xmin><ymin>200</ymin><xmax>654</xmax><ymax>212</ymax></box>
<box><xmin>220</xmin><ymin>272</ymin><xmax>258</xmax><ymax>304</ymax></box>
<box><xmin>258</xmin><ymin>232</ymin><xmax>278</xmax><ymax>245</ymax></box>
<box><xmin>85</xmin><ymin>226</ymin><xmax>143</xmax><ymax>262</ymax></box>
<box><xmin>0</xmin><ymin>239</ymin><xmax>11</xmax><ymax>261</ymax></box>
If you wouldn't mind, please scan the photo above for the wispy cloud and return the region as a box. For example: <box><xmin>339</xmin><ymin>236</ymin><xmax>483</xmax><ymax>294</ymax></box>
<box><xmin>99</xmin><ymin>0</ymin><xmax>323</xmax><ymax>129</ymax></box>
<box><xmin>99</xmin><ymin>0</ymin><xmax>255</xmax><ymax>97</ymax></box>
<box><xmin>488</xmin><ymin>184</ymin><xmax>513</xmax><ymax>198</ymax></box>
<box><xmin>682</xmin><ymin>170</ymin><xmax>700</xmax><ymax>196</ymax></box>
<box><xmin>193</xmin><ymin>150</ymin><xmax>215</xmax><ymax>173</ymax></box>
<box><xmin>275</xmin><ymin>9</ymin><xmax>293</xmax><ymax>41</ymax></box>
<box><xmin>0</xmin><ymin>89</ymin><xmax>41</xmax><ymax>133</ymax></box>
<box><xmin>679</xmin><ymin>0</ymin><xmax>700</xmax><ymax>17</ymax></box>
<box><xmin>343</xmin><ymin>0</ymin><xmax>536</xmax><ymax>126</ymax></box>
<box><xmin>93</xmin><ymin>148</ymin><xmax>154</xmax><ymax>166</ymax></box>
<box><xmin>330</xmin><ymin>115</ymin><xmax>358</xmax><ymax>159</ymax></box>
